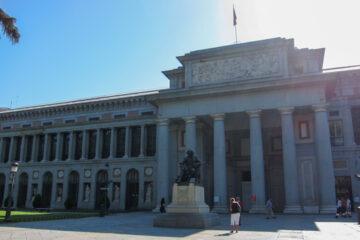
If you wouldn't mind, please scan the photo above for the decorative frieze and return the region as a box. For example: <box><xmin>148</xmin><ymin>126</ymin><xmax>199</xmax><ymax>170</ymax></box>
<box><xmin>191</xmin><ymin>51</ymin><xmax>281</xmax><ymax>86</ymax></box>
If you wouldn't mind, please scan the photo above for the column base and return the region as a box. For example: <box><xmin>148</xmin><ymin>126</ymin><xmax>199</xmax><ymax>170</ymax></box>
<box><xmin>283</xmin><ymin>205</ymin><xmax>303</xmax><ymax>214</ymax></box>
<box><xmin>211</xmin><ymin>205</ymin><xmax>228</xmax><ymax>213</ymax></box>
<box><xmin>320</xmin><ymin>205</ymin><xmax>337</xmax><ymax>214</ymax></box>
<box><xmin>249</xmin><ymin>205</ymin><xmax>266</xmax><ymax>214</ymax></box>
<box><xmin>152</xmin><ymin>205</ymin><xmax>161</xmax><ymax>213</ymax></box>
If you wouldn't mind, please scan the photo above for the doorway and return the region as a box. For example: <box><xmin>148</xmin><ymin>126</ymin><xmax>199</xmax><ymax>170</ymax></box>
<box><xmin>126</xmin><ymin>169</ymin><xmax>139</xmax><ymax>210</ymax></box>
<box><xmin>335</xmin><ymin>176</ymin><xmax>353</xmax><ymax>210</ymax></box>
<box><xmin>42</xmin><ymin>172</ymin><xmax>53</xmax><ymax>208</ymax></box>
<box><xmin>17</xmin><ymin>173</ymin><xmax>28</xmax><ymax>208</ymax></box>
<box><xmin>68</xmin><ymin>171</ymin><xmax>79</xmax><ymax>208</ymax></box>
<box><xmin>95</xmin><ymin>170</ymin><xmax>108</xmax><ymax>209</ymax></box>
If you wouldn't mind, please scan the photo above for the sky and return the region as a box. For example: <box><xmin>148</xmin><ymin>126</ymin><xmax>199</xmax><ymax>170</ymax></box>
<box><xmin>1</xmin><ymin>0</ymin><xmax>360</xmax><ymax>109</ymax></box>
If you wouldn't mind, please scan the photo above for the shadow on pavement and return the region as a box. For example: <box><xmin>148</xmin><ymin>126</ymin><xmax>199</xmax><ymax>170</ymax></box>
<box><xmin>0</xmin><ymin>212</ymin><xmax>357</xmax><ymax>238</ymax></box>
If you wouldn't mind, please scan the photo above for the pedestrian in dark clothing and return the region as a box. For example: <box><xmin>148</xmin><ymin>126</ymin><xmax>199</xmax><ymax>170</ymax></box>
<box><xmin>160</xmin><ymin>198</ymin><xmax>166</xmax><ymax>213</ymax></box>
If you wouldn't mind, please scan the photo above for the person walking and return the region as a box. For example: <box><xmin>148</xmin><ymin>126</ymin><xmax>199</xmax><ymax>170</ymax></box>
<box><xmin>346</xmin><ymin>197</ymin><xmax>352</xmax><ymax>217</ymax></box>
<box><xmin>160</xmin><ymin>198</ymin><xmax>166</xmax><ymax>213</ymax></box>
<box><xmin>229</xmin><ymin>197</ymin><xmax>241</xmax><ymax>233</ymax></box>
<box><xmin>336</xmin><ymin>198</ymin><xmax>342</xmax><ymax>218</ymax></box>
<box><xmin>236</xmin><ymin>197</ymin><xmax>243</xmax><ymax>226</ymax></box>
<box><xmin>265</xmin><ymin>198</ymin><xmax>275</xmax><ymax>219</ymax></box>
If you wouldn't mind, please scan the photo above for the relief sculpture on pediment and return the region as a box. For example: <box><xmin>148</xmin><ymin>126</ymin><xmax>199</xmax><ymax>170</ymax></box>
<box><xmin>191</xmin><ymin>51</ymin><xmax>281</xmax><ymax>85</ymax></box>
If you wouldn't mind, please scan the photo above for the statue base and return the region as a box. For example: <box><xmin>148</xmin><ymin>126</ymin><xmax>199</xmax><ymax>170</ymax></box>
<box><xmin>153</xmin><ymin>183</ymin><xmax>219</xmax><ymax>229</ymax></box>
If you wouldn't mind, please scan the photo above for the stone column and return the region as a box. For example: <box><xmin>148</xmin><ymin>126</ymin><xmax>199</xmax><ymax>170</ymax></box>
<box><xmin>247</xmin><ymin>110</ymin><xmax>266</xmax><ymax>213</ymax></box>
<box><xmin>138</xmin><ymin>167</ymin><xmax>145</xmax><ymax>208</ymax></box>
<box><xmin>19</xmin><ymin>136</ymin><xmax>26</xmax><ymax>163</ymax></box>
<box><xmin>155</xmin><ymin>119</ymin><xmax>169</xmax><ymax>211</ymax></box>
<box><xmin>77</xmin><ymin>174</ymin><xmax>84</xmax><ymax>208</ymax></box>
<box><xmin>313</xmin><ymin>104</ymin><xmax>337</xmax><ymax>213</ymax></box>
<box><xmin>81</xmin><ymin>130</ymin><xmax>88</xmax><ymax>160</ymax></box>
<box><xmin>31</xmin><ymin>135</ymin><xmax>38</xmax><ymax>162</ymax></box>
<box><xmin>279</xmin><ymin>107</ymin><xmax>302</xmax><ymax>213</ymax></box>
<box><xmin>110</xmin><ymin>128</ymin><xmax>116</xmax><ymax>159</ymax></box>
<box><xmin>124</xmin><ymin>127</ymin><xmax>130</xmax><ymax>158</ymax></box>
<box><xmin>211</xmin><ymin>114</ymin><xmax>227</xmax><ymax>213</ymax></box>
<box><xmin>42</xmin><ymin>134</ymin><xmax>49</xmax><ymax>162</ymax></box>
<box><xmin>62</xmin><ymin>170</ymin><xmax>69</xmax><ymax>205</ymax></box>
<box><xmin>8</xmin><ymin>137</ymin><xmax>15</xmax><ymax>163</ymax></box>
<box><xmin>139</xmin><ymin>125</ymin><xmax>145</xmax><ymax>157</ymax></box>
<box><xmin>1</xmin><ymin>172</ymin><xmax>9</xmax><ymax>208</ymax></box>
<box><xmin>50</xmin><ymin>171</ymin><xmax>57</xmax><ymax>208</ymax></box>
<box><xmin>25</xmin><ymin>177</ymin><xmax>33</xmax><ymax>208</ymax></box>
<box><xmin>183</xmin><ymin>116</ymin><xmax>197</xmax><ymax>155</ymax></box>
<box><xmin>95</xmin><ymin>129</ymin><xmax>101</xmax><ymax>159</ymax></box>
<box><xmin>68</xmin><ymin>132</ymin><xmax>75</xmax><ymax>161</ymax></box>
<box><xmin>55</xmin><ymin>133</ymin><xmax>62</xmax><ymax>161</ymax></box>
<box><xmin>343</xmin><ymin>103</ymin><xmax>355</xmax><ymax>146</ymax></box>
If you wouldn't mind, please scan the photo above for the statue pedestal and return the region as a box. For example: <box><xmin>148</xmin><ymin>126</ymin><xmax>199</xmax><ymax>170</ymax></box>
<box><xmin>153</xmin><ymin>183</ymin><xmax>219</xmax><ymax>229</ymax></box>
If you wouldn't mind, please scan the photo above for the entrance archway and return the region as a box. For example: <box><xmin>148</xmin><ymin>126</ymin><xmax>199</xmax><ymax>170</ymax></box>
<box><xmin>17</xmin><ymin>173</ymin><xmax>28</xmax><ymax>208</ymax></box>
<box><xmin>67</xmin><ymin>171</ymin><xmax>79</xmax><ymax>208</ymax></box>
<box><xmin>0</xmin><ymin>174</ymin><xmax>5</xmax><ymax>207</ymax></box>
<box><xmin>95</xmin><ymin>170</ymin><xmax>108</xmax><ymax>209</ymax></box>
<box><xmin>42</xmin><ymin>172</ymin><xmax>53</xmax><ymax>208</ymax></box>
<box><xmin>126</xmin><ymin>169</ymin><xmax>139</xmax><ymax>210</ymax></box>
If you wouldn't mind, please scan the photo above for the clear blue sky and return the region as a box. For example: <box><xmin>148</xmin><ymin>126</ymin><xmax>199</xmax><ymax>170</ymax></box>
<box><xmin>1</xmin><ymin>0</ymin><xmax>360</xmax><ymax>108</ymax></box>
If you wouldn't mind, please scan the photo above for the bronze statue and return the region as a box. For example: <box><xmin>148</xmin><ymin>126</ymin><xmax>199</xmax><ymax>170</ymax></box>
<box><xmin>176</xmin><ymin>150</ymin><xmax>201</xmax><ymax>184</ymax></box>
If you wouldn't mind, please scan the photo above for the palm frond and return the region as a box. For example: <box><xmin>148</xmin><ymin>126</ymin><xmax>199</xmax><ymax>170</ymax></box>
<box><xmin>0</xmin><ymin>8</ymin><xmax>20</xmax><ymax>44</ymax></box>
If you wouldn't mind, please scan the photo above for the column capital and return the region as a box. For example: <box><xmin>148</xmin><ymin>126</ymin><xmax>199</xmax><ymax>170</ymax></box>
<box><xmin>157</xmin><ymin>118</ymin><xmax>169</xmax><ymax>126</ymax></box>
<box><xmin>183</xmin><ymin>116</ymin><xmax>197</xmax><ymax>123</ymax></box>
<box><xmin>312</xmin><ymin>104</ymin><xmax>329</xmax><ymax>112</ymax></box>
<box><xmin>211</xmin><ymin>113</ymin><xmax>225</xmax><ymax>121</ymax></box>
<box><xmin>278</xmin><ymin>107</ymin><xmax>294</xmax><ymax>115</ymax></box>
<box><xmin>246</xmin><ymin>110</ymin><xmax>262</xmax><ymax>117</ymax></box>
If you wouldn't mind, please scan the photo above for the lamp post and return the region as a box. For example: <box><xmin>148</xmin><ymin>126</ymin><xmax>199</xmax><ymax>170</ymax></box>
<box><xmin>4</xmin><ymin>162</ymin><xmax>19</xmax><ymax>222</ymax></box>
<box><xmin>355</xmin><ymin>173</ymin><xmax>360</xmax><ymax>224</ymax></box>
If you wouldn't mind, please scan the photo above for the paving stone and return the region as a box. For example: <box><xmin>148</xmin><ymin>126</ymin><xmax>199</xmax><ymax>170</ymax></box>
<box><xmin>0</xmin><ymin>212</ymin><xmax>358</xmax><ymax>240</ymax></box>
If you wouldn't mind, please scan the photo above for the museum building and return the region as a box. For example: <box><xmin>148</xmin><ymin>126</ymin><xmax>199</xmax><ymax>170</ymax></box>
<box><xmin>0</xmin><ymin>38</ymin><xmax>359</xmax><ymax>214</ymax></box>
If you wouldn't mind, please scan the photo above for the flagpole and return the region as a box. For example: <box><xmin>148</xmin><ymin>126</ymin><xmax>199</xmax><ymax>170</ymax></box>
<box><xmin>234</xmin><ymin>24</ymin><xmax>238</xmax><ymax>44</ymax></box>
<box><xmin>233</xmin><ymin>4</ymin><xmax>238</xmax><ymax>44</ymax></box>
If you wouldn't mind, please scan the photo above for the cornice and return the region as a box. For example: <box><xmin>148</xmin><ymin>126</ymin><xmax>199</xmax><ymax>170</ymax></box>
<box><xmin>0</xmin><ymin>95</ymin><xmax>154</xmax><ymax>122</ymax></box>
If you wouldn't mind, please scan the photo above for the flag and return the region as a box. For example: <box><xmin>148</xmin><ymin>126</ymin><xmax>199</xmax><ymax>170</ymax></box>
<box><xmin>233</xmin><ymin>6</ymin><xmax>237</xmax><ymax>26</ymax></box>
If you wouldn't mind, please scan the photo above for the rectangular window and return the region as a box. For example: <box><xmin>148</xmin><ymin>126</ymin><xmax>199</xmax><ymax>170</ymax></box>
<box><xmin>116</xmin><ymin>128</ymin><xmax>125</xmax><ymax>158</ymax></box>
<box><xmin>102</xmin><ymin>129</ymin><xmax>111</xmax><ymax>158</ymax></box>
<box><xmin>25</xmin><ymin>136</ymin><xmax>33</xmax><ymax>162</ymax></box>
<box><xmin>88</xmin><ymin>117</ymin><xmax>100</xmax><ymax>121</ymax></box>
<box><xmin>88</xmin><ymin>130</ymin><xmax>97</xmax><ymax>159</ymax></box>
<box><xmin>329</xmin><ymin>120</ymin><xmax>344</xmax><ymax>146</ymax></box>
<box><xmin>62</xmin><ymin>133</ymin><xmax>70</xmax><ymax>160</ymax></box>
<box><xmin>14</xmin><ymin>137</ymin><xmax>22</xmax><ymax>161</ymax></box>
<box><xmin>65</xmin><ymin>119</ymin><xmax>75</xmax><ymax>124</ymax></box>
<box><xmin>74</xmin><ymin>131</ymin><xmax>83</xmax><ymax>160</ymax></box>
<box><xmin>2</xmin><ymin>137</ymin><xmax>10</xmax><ymax>163</ymax></box>
<box><xmin>130</xmin><ymin>126</ymin><xmax>141</xmax><ymax>157</ymax></box>
<box><xmin>49</xmin><ymin>134</ymin><xmax>57</xmax><ymax>161</ymax></box>
<box><xmin>298</xmin><ymin>121</ymin><xmax>310</xmax><ymax>139</ymax></box>
<box><xmin>114</xmin><ymin>114</ymin><xmax>126</xmax><ymax>119</ymax></box>
<box><xmin>37</xmin><ymin>134</ymin><xmax>45</xmax><ymax>162</ymax></box>
<box><xmin>146</xmin><ymin>125</ymin><xmax>156</xmax><ymax>156</ymax></box>
<box><xmin>141</xmin><ymin>111</ymin><xmax>154</xmax><ymax>116</ymax></box>
<box><xmin>43</xmin><ymin>122</ymin><xmax>52</xmax><ymax>126</ymax></box>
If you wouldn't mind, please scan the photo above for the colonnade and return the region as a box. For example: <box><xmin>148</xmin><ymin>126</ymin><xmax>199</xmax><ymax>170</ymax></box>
<box><xmin>156</xmin><ymin>104</ymin><xmax>337</xmax><ymax>213</ymax></box>
<box><xmin>0</xmin><ymin>124</ymin><xmax>156</xmax><ymax>164</ymax></box>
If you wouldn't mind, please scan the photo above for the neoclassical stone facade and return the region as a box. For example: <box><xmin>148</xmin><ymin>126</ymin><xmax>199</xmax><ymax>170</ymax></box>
<box><xmin>1</xmin><ymin>38</ymin><xmax>360</xmax><ymax>213</ymax></box>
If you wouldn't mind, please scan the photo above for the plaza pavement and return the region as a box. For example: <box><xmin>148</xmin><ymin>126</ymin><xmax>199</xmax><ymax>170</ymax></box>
<box><xmin>0</xmin><ymin>211</ymin><xmax>359</xmax><ymax>240</ymax></box>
